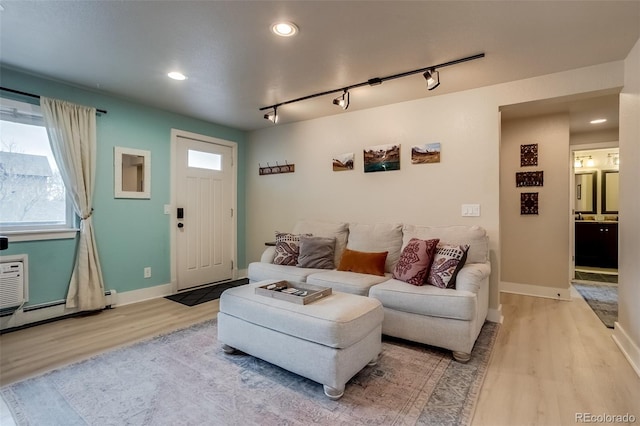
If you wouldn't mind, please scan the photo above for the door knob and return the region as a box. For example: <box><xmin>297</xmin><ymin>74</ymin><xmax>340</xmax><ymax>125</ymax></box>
<box><xmin>177</xmin><ymin>222</ymin><xmax>184</xmax><ymax>228</ymax></box>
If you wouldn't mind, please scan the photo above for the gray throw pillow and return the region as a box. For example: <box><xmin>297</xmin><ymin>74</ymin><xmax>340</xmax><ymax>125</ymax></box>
<box><xmin>296</xmin><ymin>236</ymin><xmax>336</xmax><ymax>269</ymax></box>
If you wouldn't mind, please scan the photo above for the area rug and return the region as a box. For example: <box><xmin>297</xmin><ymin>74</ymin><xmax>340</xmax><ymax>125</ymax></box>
<box><xmin>165</xmin><ymin>278</ymin><xmax>249</xmax><ymax>306</ymax></box>
<box><xmin>573</xmin><ymin>282</ymin><xmax>618</xmax><ymax>328</ymax></box>
<box><xmin>574</xmin><ymin>271</ymin><xmax>618</xmax><ymax>284</ymax></box>
<box><xmin>1</xmin><ymin>319</ymin><xmax>499</xmax><ymax>426</ymax></box>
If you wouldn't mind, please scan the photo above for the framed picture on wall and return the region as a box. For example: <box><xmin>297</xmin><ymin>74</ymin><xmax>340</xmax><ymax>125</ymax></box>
<box><xmin>333</xmin><ymin>152</ymin><xmax>354</xmax><ymax>171</ymax></box>
<box><xmin>411</xmin><ymin>143</ymin><xmax>441</xmax><ymax>164</ymax></box>
<box><xmin>363</xmin><ymin>144</ymin><xmax>400</xmax><ymax>173</ymax></box>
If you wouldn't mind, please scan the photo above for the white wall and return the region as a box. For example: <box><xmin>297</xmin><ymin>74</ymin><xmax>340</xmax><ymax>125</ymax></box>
<box><xmin>614</xmin><ymin>38</ymin><xmax>640</xmax><ymax>375</ymax></box>
<box><xmin>246</xmin><ymin>60</ymin><xmax>625</xmax><ymax>312</ymax></box>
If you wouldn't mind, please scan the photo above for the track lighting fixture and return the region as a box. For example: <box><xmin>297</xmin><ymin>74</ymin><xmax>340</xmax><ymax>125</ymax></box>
<box><xmin>423</xmin><ymin>68</ymin><xmax>440</xmax><ymax>91</ymax></box>
<box><xmin>259</xmin><ymin>52</ymin><xmax>485</xmax><ymax>124</ymax></box>
<box><xmin>333</xmin><ymin>90</ymin><xmax>350</xmax><ymax>110</ymax></box>
<box><xmin>263</xmin><ymin>106</ymin><xmax>278</xmax><ymax>124</ymax></box>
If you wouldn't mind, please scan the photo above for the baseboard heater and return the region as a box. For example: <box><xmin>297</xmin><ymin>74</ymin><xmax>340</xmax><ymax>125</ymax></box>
<box><xmin>0</xmin><ymin>290</ymin><xmax>117</xmax><ymax>333</ymax></box>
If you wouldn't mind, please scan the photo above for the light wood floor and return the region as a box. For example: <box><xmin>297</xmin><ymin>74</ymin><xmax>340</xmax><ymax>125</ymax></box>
<box><xmin>1</xmin><ymin>290</ymin><xmax>639</xmax><ymax>426</ymax></box>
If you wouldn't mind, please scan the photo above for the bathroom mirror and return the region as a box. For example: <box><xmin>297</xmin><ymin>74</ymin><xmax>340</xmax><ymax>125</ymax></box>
<box><xmin>601</xmin><ymin>170</ymin><xmax>619</xmax><ymax>214</ymax></box>
<box><xmin>575</xmin><ymin>171</ymin><xmax>597</xmax><ymax>214</ymax></box>
<box><xmin>114</xmin><ymin>146</ymin><xmax>151</xmax><ymax>199</ymax></box>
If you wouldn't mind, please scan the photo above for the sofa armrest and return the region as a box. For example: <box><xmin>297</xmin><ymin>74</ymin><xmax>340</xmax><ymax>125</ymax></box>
<box><xmin>455</xmin><ymin>262</ymin><xmax>491</xmax><ymax>294</ymax></box>
<box><xmin>261</xmin><ymin>246</ymin><xmax>277</xmax><ymax>263</ymax></box>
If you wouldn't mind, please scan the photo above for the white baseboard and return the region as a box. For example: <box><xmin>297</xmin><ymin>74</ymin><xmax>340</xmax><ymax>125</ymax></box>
<box><xmin>500</xmin><ymin>281</ymin><xmax>571</xmax><ymax>301</ymax></box>
<box><xmin>612</xmin><ymin>322</ymin><xmax>640</xmax><ymax>378</ymax></box>
<box><xmin>487</xmin><ymin>304</ymin><xmax>504</xmax><ymax>324</ymax></box>
<box><xmin>114</xmin><ymin>283</ymin><xmax>174</xmax><ymax>307</ymax></box>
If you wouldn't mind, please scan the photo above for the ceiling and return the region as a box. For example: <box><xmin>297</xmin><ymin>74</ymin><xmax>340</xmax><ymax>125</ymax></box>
<box><xmin>500</xmin><ymin>90</ymin><xmax>621</xmax><ymax>134</ymax></box>
<box><xmin>1</xmin><ymin>1</ymin><xmax>638</xmax><ymax>131</ymax></box>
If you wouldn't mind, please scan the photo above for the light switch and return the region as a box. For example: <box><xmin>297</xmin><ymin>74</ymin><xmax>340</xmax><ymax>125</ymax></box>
<box><xmin>164</xmin><ymin>204</ymin><xmax>171</xmax><ymax>215</ymax></box>
<box><xmin>462</xmin><ymin>204</ymin><xmax>481</xmax><ymax>217</ymax></box>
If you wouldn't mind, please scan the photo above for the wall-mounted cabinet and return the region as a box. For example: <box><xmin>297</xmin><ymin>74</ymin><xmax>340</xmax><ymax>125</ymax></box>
<box><xmin>575</xmin><ymin>221</ymin><xmax>618</xmax><ymax>269</ymax></box>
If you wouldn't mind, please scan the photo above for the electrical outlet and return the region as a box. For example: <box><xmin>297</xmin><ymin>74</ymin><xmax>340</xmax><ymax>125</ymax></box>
<box><xmin>144</xmin><ymin>267</ymin><xmax>151</xmax><ymax>278</ymax></box>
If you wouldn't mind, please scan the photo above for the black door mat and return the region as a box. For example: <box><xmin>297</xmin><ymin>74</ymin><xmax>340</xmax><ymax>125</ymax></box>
<box><xmin>166</xmin><ymin>278</ymin><xmax>249</xmax><ymax>306</ymax></box>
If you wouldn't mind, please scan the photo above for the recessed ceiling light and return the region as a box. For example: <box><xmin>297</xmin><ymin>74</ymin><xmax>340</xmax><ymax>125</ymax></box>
<box><xmin>167</xmin><ymin>71</ymin><xmax>187</xmax><ymax>81</ymax></box>
<box><xmin>271</xmin><ymin>22</ymin><xmax>298</xmax><ymax>37</ymax></box>
<box><xmin>590</xmin><ymin>118</ymin><xmax>607</xmax><ymax>124</ymax></box>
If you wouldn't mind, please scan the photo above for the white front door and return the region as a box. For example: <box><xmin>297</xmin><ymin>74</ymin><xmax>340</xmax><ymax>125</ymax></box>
<box><xmin>175</xmin><ymin>135</ymin><xmax>234</xmax><ymax>290</ymax></box>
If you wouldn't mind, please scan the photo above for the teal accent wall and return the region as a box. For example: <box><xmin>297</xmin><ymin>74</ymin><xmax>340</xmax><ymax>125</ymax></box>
<box><xmin>1</xmin><ymin>66</ymin><xmax>247</xmax><ymax>306</ymax></box>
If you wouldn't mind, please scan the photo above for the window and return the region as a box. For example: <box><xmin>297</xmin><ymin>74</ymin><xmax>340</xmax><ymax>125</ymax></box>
<box><xmin>188</xmin><ymin>149</ymin><xmax>222</xmax><ymax>171</ymax></box>
<box><xmin>0</xmin><ymin>97</ymin><xmax>74</xmax><ymax>233</ymax></box>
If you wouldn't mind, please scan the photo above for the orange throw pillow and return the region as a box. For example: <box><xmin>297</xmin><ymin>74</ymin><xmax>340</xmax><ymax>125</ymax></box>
<box><xmin>337</xmin><ymin>248</ymin><xmax>388</xmax><ymax>276</ymax></box>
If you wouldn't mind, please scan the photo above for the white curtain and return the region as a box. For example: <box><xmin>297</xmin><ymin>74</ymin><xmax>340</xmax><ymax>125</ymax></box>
<box><xmin>40</xmin><ymin>97</ymin><xmax>105</xmax><ymax>311</ymax></box>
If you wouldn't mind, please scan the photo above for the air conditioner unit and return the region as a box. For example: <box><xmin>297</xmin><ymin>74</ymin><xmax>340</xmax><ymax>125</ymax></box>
<box><xmin>0</xmin><ymin>262</ymin><xmax>25</xmax><ymax>310</ymax></box>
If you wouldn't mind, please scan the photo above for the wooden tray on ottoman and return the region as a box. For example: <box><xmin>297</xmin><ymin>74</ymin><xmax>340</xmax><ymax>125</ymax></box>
<box><xmin>255</xmin><ymin>280</ymin><xmax>332</xmax><ymax>305</ymax></box>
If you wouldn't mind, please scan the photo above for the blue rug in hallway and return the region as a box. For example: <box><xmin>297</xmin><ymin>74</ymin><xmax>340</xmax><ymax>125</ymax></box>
<box><xmin>573</xmin><ymin>282</ymin><xmax>617</xmax><ymax>329</ymax></box>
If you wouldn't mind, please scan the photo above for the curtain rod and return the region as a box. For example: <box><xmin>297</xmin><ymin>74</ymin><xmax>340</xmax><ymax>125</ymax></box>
<box><xmin>0</xmin><ymin>87</ymin><xmax>108</xmax><ymax>114</ymax></box>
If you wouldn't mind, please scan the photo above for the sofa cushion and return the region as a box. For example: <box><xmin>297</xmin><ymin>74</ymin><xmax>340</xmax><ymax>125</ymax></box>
<box><xmin>337</xmin><ymin>248</ymin><xmax>387</xmax><ymax>276</ymax></box>
<box><xmin>392</xmin><ymin>238</ymin><xmax>439</xmax><ymax>286</ymax></box>
<box><xmin>369</xmin><ymin>279</ymin><xmax>476</xmax><ymax>321</ymax></box>
<box><xmin>307</xmin><ymin>270</ymin><xmax>390</xmax><ymax>296</ymax></box>
<box><xmin>427</xmin><ymin>244</ymin><xmax>469</xmax><ymax>289</ymax></box>
<box><xmin>297</xmin><ymin>236</ymin><xmax>336</xmax><ymax>269</ymax></box>
<box><xmin>273</xmin><ymin>232</ymin><xmax>309</xmax><ymax>266</ymax></box>
<box><xmin>248</xmin><ymin>262</ymin><xmax>325</xmax><ymax>283</ymax></box>
<box><xmin>402</xmin><ymin>225</ymin><xmax>489</xmax><ymax>264</ymax></box>
<box><xmin>347</xmin><ymin>222</ymin><xmax>403</xmax><ymax>272</ymax></box>
<box><xmin>293</xmin><ymin>220</ymin><xmax>349</xmax><ymax>267</ymax></box>
<box><xmin>220</xmin><ymin>281</ymin><xmax>383</xmax><ymax>349</ymax></box>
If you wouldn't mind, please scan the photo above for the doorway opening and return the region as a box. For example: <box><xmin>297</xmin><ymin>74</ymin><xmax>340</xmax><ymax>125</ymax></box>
<box><xmin>572</xmin><ymin>147</ymin><xmax>619</xmax><ymax>284</ymax></box>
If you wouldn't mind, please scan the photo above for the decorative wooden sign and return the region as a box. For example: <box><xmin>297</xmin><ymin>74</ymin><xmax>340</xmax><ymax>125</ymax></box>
<box><xmin>516</xmin><ymin>171</ymin><xmax>544</xmax><ymax>187</ymax></box>
<box><xmin>521</xmin><ymin>192</ymin><xmax>539</xmax><ymax>215</ymax></box>
<box><xmin>521</xmin><ymin>144</ymin><xmax>538</xmax><ymax>167</ymax></box>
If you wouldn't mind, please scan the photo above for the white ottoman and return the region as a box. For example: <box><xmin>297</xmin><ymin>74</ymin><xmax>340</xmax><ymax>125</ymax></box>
<box><xmin>218</xmin><ymin>280</ymin><xmax>383</xmax><ymax>399</ymax></box>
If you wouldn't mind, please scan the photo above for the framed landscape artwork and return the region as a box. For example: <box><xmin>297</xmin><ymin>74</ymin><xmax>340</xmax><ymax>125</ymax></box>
<box><xmin>363</xmin><ymin>144</ymin><xmax>400</xmax><ymax>173</ymax></box>
<box><xmin>411</xmin><ymin>143</ymin><xmax>441</xmax><ymax>164</ymax></box>
<box><xmin>333</xmin><ymin>152</ymin><xmax>354</xmax><ymax>171</ymax></box>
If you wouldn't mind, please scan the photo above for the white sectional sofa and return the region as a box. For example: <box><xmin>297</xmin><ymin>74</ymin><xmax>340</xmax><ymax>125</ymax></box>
<box><xmin>247</xmin><ymin>220</ymin><xmax>491</xmax><ymax>362</ymax></box>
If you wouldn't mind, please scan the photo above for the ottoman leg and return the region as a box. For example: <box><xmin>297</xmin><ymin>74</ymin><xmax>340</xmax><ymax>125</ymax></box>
<box><xmin>452</xmin><ymin>351</ymin><xmax>471</xmax><ymax>363</ymax></box>
<box><xmin>222</xmin><ymin>344</ymin><xmax>236</xmax><ymax>354</ymax></box>
<box><xmin>323</xmin><ymin>384</ymin><xmax>345</xmax><ymax>400</ymax></box>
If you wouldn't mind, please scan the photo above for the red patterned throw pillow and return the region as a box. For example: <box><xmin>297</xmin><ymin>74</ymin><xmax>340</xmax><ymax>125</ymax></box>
<box><xmin>392</xmin><ymin>238</ymin><xmax>440</xmax><ymax>286</ymax></box>
<box><xmin>273</xmin><ymin>232</ymin><xmax>310</xmax><ymax>266</ymax></box>
<box><xmin>426</xmin><ymin>244</ymin><xmax>470</xmax><ymax>289</ymax></box>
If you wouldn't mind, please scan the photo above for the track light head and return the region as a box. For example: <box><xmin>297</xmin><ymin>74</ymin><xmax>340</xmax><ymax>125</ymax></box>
<box><xmin>333</xmin><ymin>90</ymin><xmax>350</xmax><ymax>110</ymax></box>
<box><xmin>263</xmin><ymin>107</ymin><xmax>278</xmax><ymax>124</ymax></box>
<box><xmin>423</xmin><ymin>68</ymin><xmax>440</xmax><ymax>91</ymax></box>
